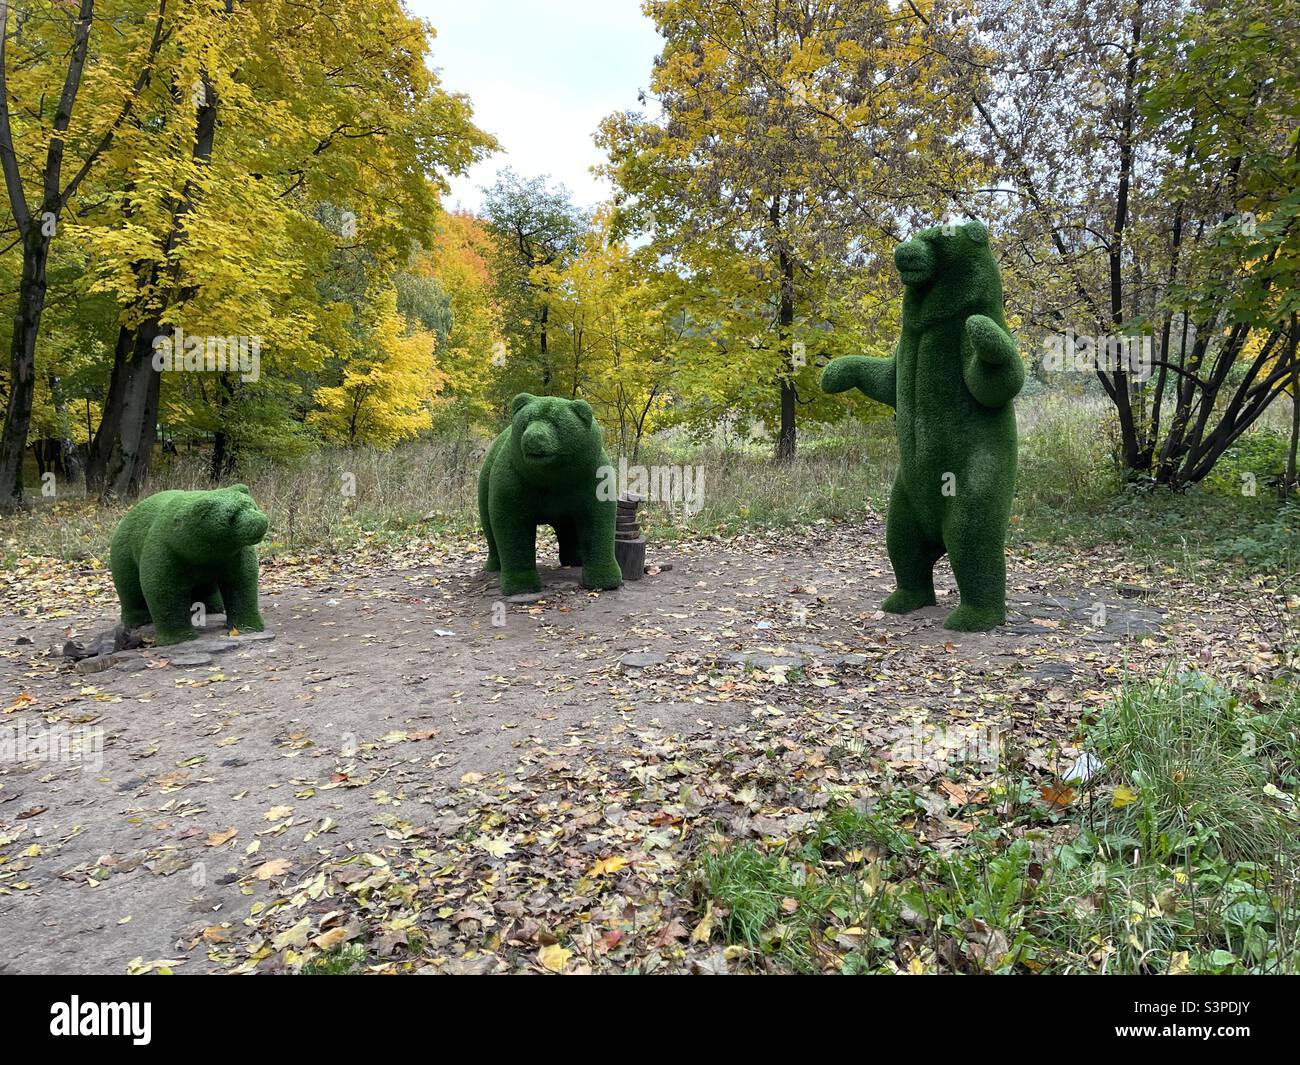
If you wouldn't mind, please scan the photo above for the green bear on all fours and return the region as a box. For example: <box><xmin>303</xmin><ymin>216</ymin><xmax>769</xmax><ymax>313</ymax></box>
<box><xmin>110</xmin><ymin>485</ymin><xmax>270</xmax><ymax>645</ymax></box>
<box><xmin>479</xmin><ymin>394</ymin><xmax>623</xmax><ymax>597</ymax></box>
<box><xmin>822</xmin><ymin>220</ymin><xmax>1023</xmax><ymax>632</ymax></box>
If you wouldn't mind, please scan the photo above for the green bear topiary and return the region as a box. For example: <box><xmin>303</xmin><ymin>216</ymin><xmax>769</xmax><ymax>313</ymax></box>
<box><xmin>109</xmin><ymin>484</ymin><xmax>269</xmax><ymax>645</ymax></box>
<box><xmin>479</xmin><ymin>393</ymin><xmax>623</xmax><ymax>597</ymax></box>
<box><xmin>821</xmin><ymin>220</ymin><xmax>1023</xmax><ymax>631</ymax></box>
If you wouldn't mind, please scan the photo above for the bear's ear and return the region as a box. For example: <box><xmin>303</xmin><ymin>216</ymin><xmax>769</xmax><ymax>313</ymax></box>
<box><xmin>230</xmin><ymin>484</ymin><xmax>251</xmax><ymax>496</ymax></box>
<box><xmin>185</xmin><ymin>496</ymin><xmax>215</xmax><ymax>524</ymax></box>
<box><xmin>511</xmin><ymin>393</ymin><xmax>536</xmax><ymax>416</ymax></box>
<box><xmin>963</xmin><ymin>220</ymin><xmax>989</xmax><ymax>244</ymax></box>
<box><xmin>571</xmin><ymin>399</ymin><xmax>593</xmax><ymax>426</ymax></box>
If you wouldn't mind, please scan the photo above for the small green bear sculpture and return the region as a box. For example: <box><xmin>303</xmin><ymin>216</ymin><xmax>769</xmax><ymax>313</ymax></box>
<box><xmin>822</xmin><ymin>221</ymin><xmax>1023</xmax><ymax>631</ymax></box>
<box><xmin>109</xmin><ymin>484</ymin><xmax>269</xmax><ymax>645</ymax></box>
<box><xmin>479</xmin><ymin>393</ymin><xmax>623</xmax><ymax>597</ymax></box>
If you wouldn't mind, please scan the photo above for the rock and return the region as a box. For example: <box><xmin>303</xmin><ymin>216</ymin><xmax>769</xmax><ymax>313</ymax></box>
<box><xmin>188</xmin><ymin>634</ymin><xmax>241</xmax><ymax>654</ymax></box>
<box><xmin>63</xmin><ymin>638</ymin><xmax>94</xmax><ymax>661</ymax></box>
<box><xmin>618</xmin><ymin>652</ymin><xmax>667</xmax><ymax>670</ymax></box>
<box><xmin>113</xmin><ymin>657</ymin><xmax>149</xmax><ymax>673</ymax></box>
<box><xmin>15</xmin><ymin>635</ymin><xmax>31</xmax><ymax>645</ymax></box>
<box><xmin>73</xmin><ymin>654</ymin><xmax>115</xmax><ymax>675</ymax></box>
<box><xmin>165</xmin><ymin>653</ymin><xmax>214</xmax><ymax>668</ymax></box>
<box><xmin>725</xmin><ymin>651</ymin><xmax>804</xmax><ymax>670</ymax></box>
<box><xmin>1029</xmin><ymin>662</ymin><xmax>1077</xmax><ymax>679</ymax></box>
<box><xmin>1117</xmin><ymin>583</ymin><xmax>1154</xmax><ymax>599</ymax></box>
<box><xmin>114</xmin><ymin>623</ymin><xmax>144</xmax><ymax>651</ymax></box>
<box><xmin>65</xmin><ymin>625</ymin><xmax>142</xmax><ymax>661</ymax></box>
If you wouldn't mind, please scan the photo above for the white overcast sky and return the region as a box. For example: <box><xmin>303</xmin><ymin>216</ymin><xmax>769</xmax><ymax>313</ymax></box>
<box><xmin>409</xmin><ymin>1</ymin><xmax>663</xmax><ymax>213</ymax></box>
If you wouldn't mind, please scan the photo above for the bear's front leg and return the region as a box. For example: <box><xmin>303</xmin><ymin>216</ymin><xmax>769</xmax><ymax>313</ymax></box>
<box><xmin>218</xmin><ymin>547</ymin><xmax>265</xmax><ymax>632</ymax></box>
<box><xmin>494</xmin><ymin>514</ymin><xmax>542</xmax><ymax>596</ymax></box>
<box><xmin>578</xmin><ymin>496</ymin><xmax>622</xmax><ymax>591</ymax></box>
<box><xmin>820</xmin><ymin>354</ymin><xmax>898</xmax><ymax>408</ymax></box>
<box><xmin>962</xmin><ymin>315</ymin><xmax>1024</xmax><ymax>408</ymax></box>
<box><xmin>140</xmin><ymin>550</ymin><xmax>199</xmax><ymax>645</ymax></box>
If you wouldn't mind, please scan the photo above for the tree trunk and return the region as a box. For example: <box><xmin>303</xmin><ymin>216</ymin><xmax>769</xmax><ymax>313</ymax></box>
<box><xmin>210</xmin><ymin>375</ymin><xmax>235</xmax><ymax>482</ymax></box>
<box><xmin>100</xmin><ymin>321</ymin><xmax>163</xmax><ymax>497</ymax></box>
<box><xmin>774</xmin><ymin>200</ymin><xmax>796</xmax><ymax>464</ymax></box>
<box><xmin>86</xmin><ymin>326</ymin><xmax>135</xmax><ymax>490</ymax></box>
<box><xmin>539</xmin><ymin>300</ymin><xmax>551</xmax><ymax>391</ymax></box>
<box><xmin>0</xmin><ymin>235</ymin><xmax>49</xmax><ymax>504</ymax></box>
<box><xmin>1103</xmin><ymin>4</ymin><xmax>1142</xmax><ymax>473</ymax></box>
<box><xmin>1286</xmin><ymin>314</ymin><xmax>1298</xmax><ymax>500</ymax></box>
<box><xmin>47</xmin><ymin>372</ymin><xmax>81</xmax><ymax>484</ymax></box>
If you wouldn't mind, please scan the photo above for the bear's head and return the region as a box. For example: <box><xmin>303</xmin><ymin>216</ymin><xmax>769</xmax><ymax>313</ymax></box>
<box><xmin>176</xmin><ymin>484</ymin><xmax>269</xmax><ymax>559</ymax></box>
<box><xmin>507</xmin><ymin>394</ymin><xmax>603</xmax><ymax>477</ymax></box>
<box><xmin>895</xmin><ymin>220</ymin><xmax>1004</xmax><ymax>329</ymax></box>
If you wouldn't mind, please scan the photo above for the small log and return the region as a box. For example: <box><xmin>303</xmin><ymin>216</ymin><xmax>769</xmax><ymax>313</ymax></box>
<box><xmin>615</xmin><ymin>536</ymin><xmax>646</xmax><ymax>580</ymax></box>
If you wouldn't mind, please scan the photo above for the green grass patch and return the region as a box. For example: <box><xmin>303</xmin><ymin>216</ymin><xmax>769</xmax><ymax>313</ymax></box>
<box><xmin>690</xmin><ymin>669</ymin><xmax>1300</xmax><ymax>974</ymax></box>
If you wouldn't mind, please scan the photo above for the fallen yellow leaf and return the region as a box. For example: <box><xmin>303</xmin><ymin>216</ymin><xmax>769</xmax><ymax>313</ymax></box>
<box><xmin>538</xmin><ymin>943</ymin><xmax>571</xmax><ymax>972</ymax></box>
<box><xmin>254</xmin><ymin>858</ymin><xmax>291</xmax><ymax>880</ymax></box>
<box><xmin>311</xmin><ymin>927</ymin><xmax>355</xmax><ymax>951</ymax></box>
<box><xmin>589</xmin><ymin>855</ymin><xmax>628</xmax><ymax>877</ymax></box>
<box><xmin>691</xmin><ymin>902</ymin><xmax>715</xmax><ymax>944</ymax></box>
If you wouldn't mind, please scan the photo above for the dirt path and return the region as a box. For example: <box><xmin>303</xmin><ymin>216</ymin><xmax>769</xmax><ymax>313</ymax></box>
<box><xmin>0</xmin><ymin>518</ymin><xmax>1277</xmax><ymax>973</ymax></box>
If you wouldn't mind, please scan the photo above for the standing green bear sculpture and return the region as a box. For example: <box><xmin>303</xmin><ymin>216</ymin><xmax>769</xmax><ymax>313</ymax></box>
<box><xmin>822</xmin><ymin>221</ymin><xmax>1023</xmax><ymax>631</ymax></box>
<box><xmin>110</xmin><ymin>485</ymin><xmax>269</xmax><ymax>645</ymax></box>
<box><xmin>479</xmin><ymin>394</ymin><xmax>623</xmax><ymax>596</ymax></box>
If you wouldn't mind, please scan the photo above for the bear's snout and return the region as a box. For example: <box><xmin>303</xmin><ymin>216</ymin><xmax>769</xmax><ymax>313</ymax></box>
<box><xmin>894</xmin><ymin>239</ymin><xmax>935</xmax><ymax>286</ymax></box>
<box><xmin>235</xmin><ymin>508</ymin><xmax>269</xmax><ymax>546</ymax></box>
<box><xmin>520</xmin><ymin>421</ymin><xmax>559</xmax><ymax>460</ymax></box>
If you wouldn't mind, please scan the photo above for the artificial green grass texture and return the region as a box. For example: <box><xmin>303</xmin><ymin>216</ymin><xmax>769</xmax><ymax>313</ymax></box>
<box><xmin>109</xmin><ymin>484</ymin><xmax>269</xmax><ymax>644</ymax></box>
<box><xmin>478</xmin><ymin>394</ymin><xmax>623</xmax><ymax>596</ymax></box>
<box><xmin>822</xmin><ymin>221</ymin><xmax>1024</xmax><ymax>631</ymax></box>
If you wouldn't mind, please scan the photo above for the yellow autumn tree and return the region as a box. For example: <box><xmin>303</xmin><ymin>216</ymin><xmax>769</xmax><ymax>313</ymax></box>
<box><xmin>416</xmin><ymin>210</ymin><xmax>507</xmax><ymax>430</ymax></box>
<box><xmin>537</xmin><ymin>209</ymin><xmax>691</xmax><ymax>456</ymax></box>
<box><xmin>309</xmin><ymin>288</ymin><xmax>444</xmax><ymax>447</ymax></box>
<box><xmin>599</xmin><ymin>0</ymin><xmax>983</xmax><ymax>458</ymax></box>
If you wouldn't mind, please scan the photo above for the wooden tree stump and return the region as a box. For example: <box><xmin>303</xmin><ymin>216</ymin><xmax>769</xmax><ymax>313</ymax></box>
<box><xmin>614</xmin><ymin>494</ymin><xmax>646</xmax><ymax>580</ymax></box>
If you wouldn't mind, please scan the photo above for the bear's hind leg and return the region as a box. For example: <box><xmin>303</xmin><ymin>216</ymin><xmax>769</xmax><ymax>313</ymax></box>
<box><xmin>578</xmin><ymin>497</ymin><xmax>622</xmax><ymax>591</ymax></box>
<box><xmin>881</xmin><ymin>480</ymin><xmax>941</xmax><ymax>614</ymax></box>
<box><xmin>113</xmin><ymin>554</ymin><xmax>152</xmax><ymax>629</ymax></box>
<box><xmin>193</xmin><ymin>581</ymin><xmax>224</xmax><ymax>619</ymax></box>
<box><xmin>478</xmin><ymin>448</ymin><xmax>501</xmax><ymax>572</ymax></box>
<box><xmin>554</xmin><ymin>518</ymin><xmax>583</xmax><ymax>567</ymax></box>
<box><xmin>941</xmin><ymin>502</ymin><xmax>1007</xmax><ymax>632</ymax></box>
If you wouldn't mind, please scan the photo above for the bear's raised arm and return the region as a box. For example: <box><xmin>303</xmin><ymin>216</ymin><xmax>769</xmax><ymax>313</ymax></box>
<box><xmin>820</xmin><ymin>354</ymin><xmax>897</xmax><ymax>409</ymax></box>
<box><xmin>961</xmin><ymin>314</ymin><xmax>1024</xmax><ymax>408</ymax></box>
